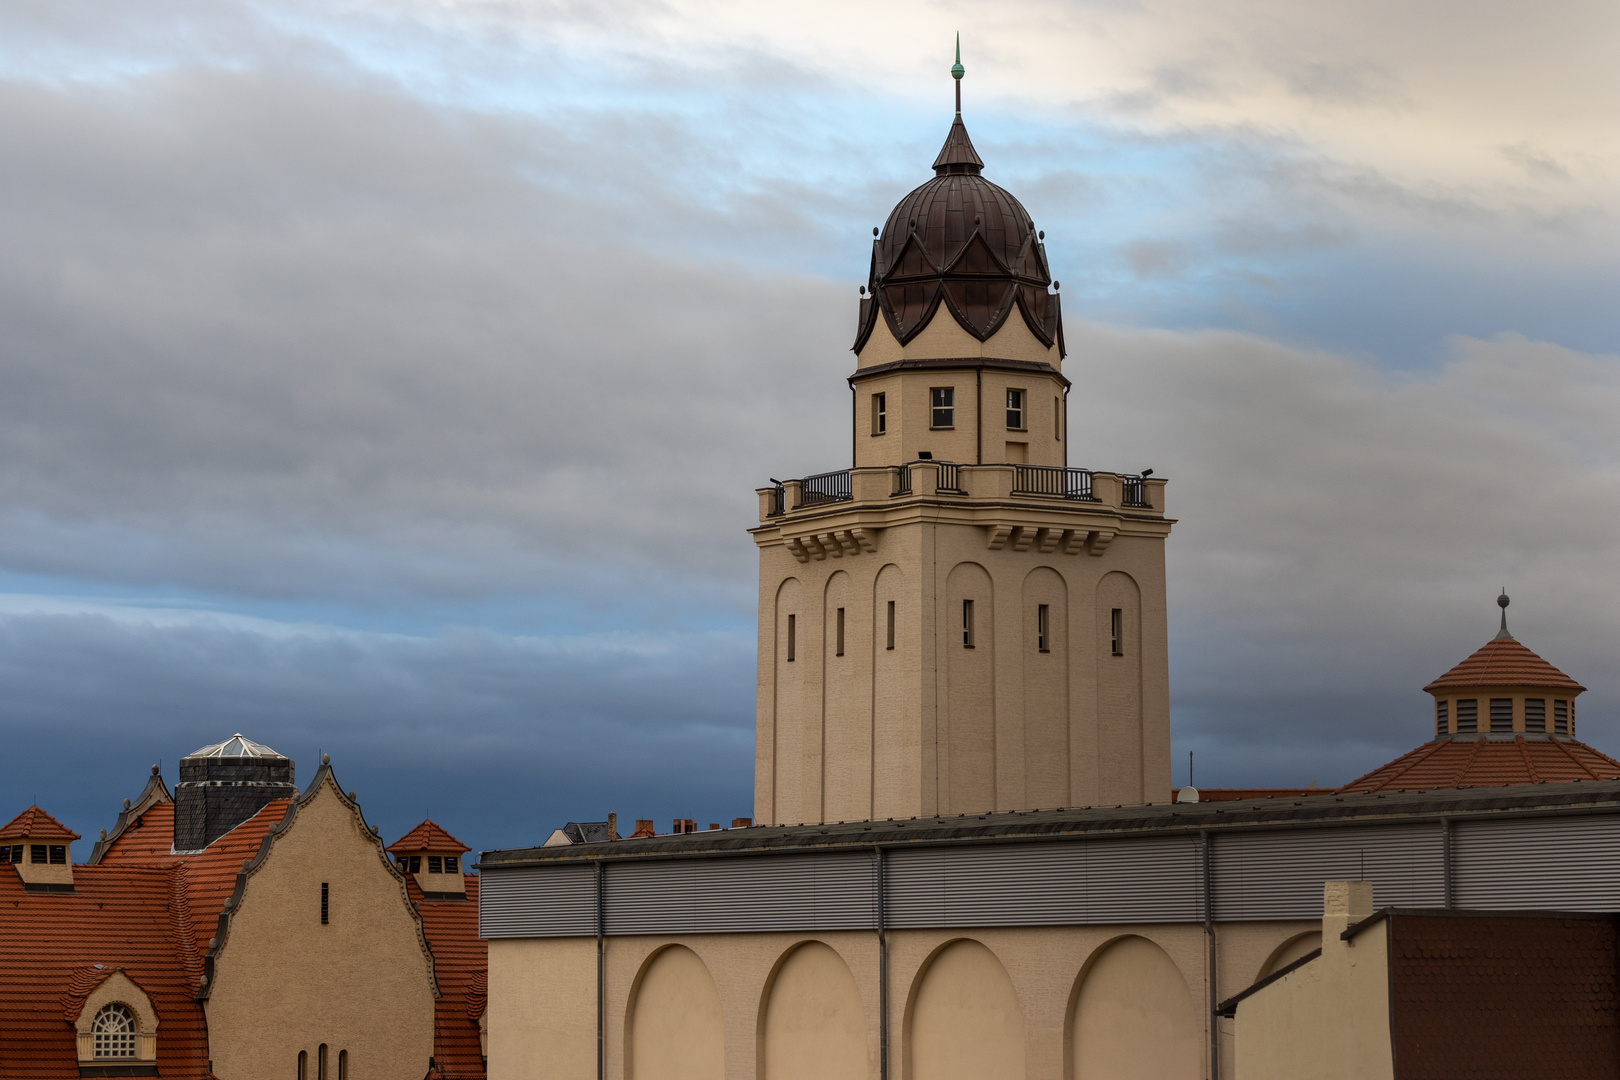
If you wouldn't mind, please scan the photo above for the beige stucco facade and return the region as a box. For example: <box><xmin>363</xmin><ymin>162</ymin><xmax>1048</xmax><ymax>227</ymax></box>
<box><xmin>1229</xmin><ymin>883</ymin><xmax>1393</xmax><ymax>1080</ymax></box>
<box><xmin>487</xmin><ymin>919</ymin><xmax>1321</xmax><ymax>1080</ymax></box>
<box><xmin>205</xmin><ymin>772</ymin><xmax>437</xmax><ymax>1080</ymax></box>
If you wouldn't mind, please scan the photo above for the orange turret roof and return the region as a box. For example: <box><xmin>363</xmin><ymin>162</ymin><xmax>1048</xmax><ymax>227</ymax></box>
<box><xmin>1339</xmin><ymin>736</ymin><xmax>1620</xmax><ymax>793</ymax></box>
<box><xmin>0</xmin><ymin>806</ymin><xmax>81</xmax><ymax>843</ymax></box>
<box><xmin>1424</xmin><ymin>636</ymin><xmax>1585</xmax><ymax>694</ymax></box>
<box><xmin>388</xmin><ymin>820</ymin><xmax>471</xmax><ymax>855</ymax></box>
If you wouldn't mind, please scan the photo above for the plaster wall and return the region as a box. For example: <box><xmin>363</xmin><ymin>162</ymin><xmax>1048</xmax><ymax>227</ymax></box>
<box><xmin>756</xmin><ymin>523</ymin><xmax>1170</xmax><ymax>825</ymax></box>
<box><xmin>205</xmin><ymin>780</ymin><xmax>436</xmax><ymax>1080</ymax></box>
<box><xmin>488</xmin><ymin>919</ymin><xmax>1315</xmax><ymax>1080</ymax></box>
<box><xmin>855</xmin><ymin>307</ymin><xmax>1060</xmax><ymax>370</ymax></box>
<box><xmin>854</xmin><ymin>369</ymin><xmax>1068</xmax><ymax>470</ymax></box>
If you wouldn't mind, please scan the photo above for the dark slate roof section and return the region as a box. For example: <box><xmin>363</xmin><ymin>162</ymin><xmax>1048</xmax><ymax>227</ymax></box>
<box><xmin>479</xmin><ymin>779</ymin><xmax>1620</xmax><ymax>868</ymax></box>
<box><xmin>561</xmin><ymin>822</ymin><xmax>616</xmax><ymax>844</ymax></box>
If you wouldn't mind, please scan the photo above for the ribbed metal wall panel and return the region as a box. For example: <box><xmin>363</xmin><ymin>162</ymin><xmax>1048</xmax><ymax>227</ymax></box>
<box><xmin>479</xmin><ymin>863</ymin><xmax>598</xmax><ymax>938</ymax></box>
<box><xmin>604</xmin><ymin>852</ymin><xmax>876</xmax><ymax>935</ymax></box>
<box><xmin>1454</xmin><ymin>815</ymin><xmax>1620</xmax><ymax>910</ymax></box>
<box><xmin>884</xmin><ymin>836</ymin><xmax>1204</xmax><ymax>928</ymax></box>
<box><xmin>1211</xmin><ymin>824</ymin><xmax>1443</xmax><ymax>919</ymax></box>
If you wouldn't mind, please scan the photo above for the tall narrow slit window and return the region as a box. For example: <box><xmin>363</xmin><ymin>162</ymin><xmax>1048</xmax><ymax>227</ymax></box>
<box><xmin>1006</xmin><ymin>389</ymin><xmax>1025</xmax><ymax>430</ymax></box>
<box><xmin>1436</xmin><ymin>700</ymin><xmax>1449</xmax><ymax>737</ymax></box>
<box><xmin>835</xmin><ymin>607</ymin><xmax>845</xmax><ymax>657</ymax></box>
<box><xmin>1456</xmin><ymin>699</ymin><xmax>1478</xmax><ymax>733</ymax></box>
<box><xmin>1490</xmin><ymin>698</ymin><xmax>1513</xmax><ymax>732</ymax></box>
<box><xmin>1525</xmin><ymin>698</ymin><xmax>1546</xmax><ymax>732</ymax></box>
<box><xmin>962</xmin><ymin>599</ymin><xmax>975</xmax><ymax>648</ymax></box>
<box><xmin>320</xmin><ymin>882</ymin><xmax>329</xmax><ymax>925</ymax></box>
<box><xmin>930</xmin><ymin>387</ymin><xmax>955</xmax><ymax>429</ymax></box>
<box><xmin>886</xmin><ymin>600</ymin><xmax>895</xmax><ymax>651</ymax></box>
<box><xmin>317</xmin><ymin>1045</ymin><xmax>328</xmax><ymax>1080</ymax></box>
<box><xmin>1110</xmin><ymin>608</ymin><xmax>1124</xmax><ymax>656</ymax></box>
<box><xmin>1554</xmin><ymin>699</ymin><xmax>1568</xmax><ymax>733</ymax></box>
<box><xmin>1036</xmin><ymin>604</ymin><xmax>1050</xmax><ymax>653</ymax></box>
<box><xmin>338</xmin><ymin>1050</ymin><xmax>348</xmax><ymax>1080</ymax></box>
<box><xmin>872</xmin><ymin>393</ymin><xmax>887</xmax><ymax>435</ymax></box>
<box><xmin>298</xmin><ymin>1051</ymin><xmax>307</xmax><ymax>1080</ymax></box>
<box><xmin>786</xmin><ymin>614</ymin><xmax>796</xmax><ymax>662</ymax></box>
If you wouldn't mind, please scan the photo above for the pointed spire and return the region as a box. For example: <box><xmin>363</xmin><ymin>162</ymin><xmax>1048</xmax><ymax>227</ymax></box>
<box><xmin>1496</xmin><ymin>589</ymin><xmax>1512</xmax><ymax>639</ymax></box>
<box><xmin>951</xmin><ymin>33</ymin><xmax>965</xmax><ymax>114</ymax></box>
<box><xmin>935</xmin><ymin>39</ymin><xmax>983</xmax><ymax>176</ymax></box>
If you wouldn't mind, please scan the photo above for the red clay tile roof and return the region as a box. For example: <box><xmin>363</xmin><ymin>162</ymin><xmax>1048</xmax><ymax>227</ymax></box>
<box><xmin>0</xmin><ymin>862</ymin><xmax>210</xmax><ymax>1079</ymax></box>
<box><xmin>389</xmin><ymin>820</ymin><xmax>472</xmax><ymax>855</ymax></box>
<box><xmin>0</xmin><ymin>806</ymin><xmax>81</xmax><ymax>842</ymax></box>
<box><xmin>1338</xmin><ymin>736</ymin><xmax>1620</xmax><ymax>793</ymax></box>
<box><xmin>1389</xmin><ymin>912</ymin><xmax>1620</xmax><ymax>1077</ymax></box>
<box><xmin>409</xmin><ymin>874</ymin><xmax>486</xmax><ymax>1079</ymax></box>
<box><xmin>96</xmin><ymin>797</ymin><xmax>293</xmax><ymax>957</ymax></box>
<box><xmin>1425</xmin><ymin>636</ymin><xmax>1586</xmax><ymax>693</ymax></box>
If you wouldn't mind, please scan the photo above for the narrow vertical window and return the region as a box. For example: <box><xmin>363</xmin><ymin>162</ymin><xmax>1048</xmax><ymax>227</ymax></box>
<box><xmin>1054</xmin><ymin>396</ymin><xmax>1061</xmax><ymax>440</ymax></box>
<box><xmin>298</xmin><ymin>1051</ymin><xmax>307</xmax><ymax>1080</ymax></box>
<box><xmin>317</xmin><ymin>1045</ymin><xmax>328</xmax><ymax>1080</ymax></box>
<box><xmin>962</xmin><ymin>599</ymin><xmax>975</xmax><ymax>648</ymax></box>
<box><xmin>786</xmin><ymin>614</ymin><xmax>796</xmax><ymax>662</ymax></box>
<box><xmin>1456</xmin><ymin>699</ymin><xmax>1478</xmax><ymax>732</ymax></box>
<box><xmin>1110</xmin><ymin>608</ymin><xmax>1124</xmax><ymax>656</ymax></box>
<box><xmin>835</xmin><ymin>607</ymin><xmax>845</xmax><ymax>657</ymax></box>
<box><xmin>930</xmin><ymin>387</ymin><xmax>955</xmax><ymax>428</ymax></box>
<box><xmin>1489</xmin><ymin>698</ymin><xmax>1513</xmax><ymax>732</ymax></box>
<box><xmin>444</xmin><ymin>855</ymin><xmax>459</xmax><ymax>874</ymax></box>
<box><xmin>1554</xmin><ymin>699</ymin><xmax>1568</xmax><ymax>733</ymax></box>
<box><xmin>1436</xmin><ymin>700</ymin><xmax>1448</xmax><ymax>737</ymax></box>
<box><xmin>1525</xmin><ymin>698</ymin><xmax>1545</xmax><ymax>732</ymax></box>
<box><xmin>428</xmin><ymin>856</ymin><xmax>442</xmax><ymax>873</ymax></box>
<box><xmin>30</xmin><ymin>845</ymin><xmax>45</xmax><ymax>864</ymax></box>
<box><xmin>1037</xmin><ymin>604</ymin><xmax>1050</xmax><ymax>653</ymax></box>
<box><xmin>886</xmin><ymin>600</ymin><xmax>895</xmax><ymax>651</ymax></box>
<box><xmin>320</xmin><ymin>882</ymin><xmax>329</xmax><ymax>925</ymax></box>
<box><xmin>872</xmin><ymin>393</ymin><xmax>887</xmax><ymax>435</ymax></box>
<box><xmin>338</xmin><ymin>1050</ymin><xmax>348</xmax><ymax>1080</ymax></box>
<box><xmin>1006</xmin><ymin>388</ymin><xmax>1025</xmax><ymax>429</ymax></box>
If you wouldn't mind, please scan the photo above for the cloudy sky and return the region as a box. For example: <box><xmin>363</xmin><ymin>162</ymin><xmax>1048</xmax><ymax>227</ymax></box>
<box><xmin>0</xmin><ymin>0</ymin><xmax>1615</xmax><ymax>854</ymax></box>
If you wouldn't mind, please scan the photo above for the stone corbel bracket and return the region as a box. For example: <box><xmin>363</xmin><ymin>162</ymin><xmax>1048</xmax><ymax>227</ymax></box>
<box><xmin>786</xmin><ymin>528</ymin><xmax>880</xmax><ymax>564</ymax></box>
<box><xmin>986</xmin><ymin>525</ymin><xmax>1107</xmax><ymax>556</ymax></box>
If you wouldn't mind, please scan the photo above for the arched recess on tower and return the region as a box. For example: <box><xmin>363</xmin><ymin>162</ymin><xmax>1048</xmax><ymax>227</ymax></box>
<box><xmin>626</xmin><ymin>944</ymin><xmax>726</xmax><ymax>1080</ymax></box>
<box><xmin>1022</xmin><ymin>565</ymin><xmax>1069</xmax><ymax>808</ymax></box>
<box><xmin>1095</xmin><ymin>571</ymin><xmax>1144</xmax><ymax>805</ymax></box>
<box><xmin>1067</xmin><ymin>934</ymin><xmax>1200</xmax><ymax>1080</ymax></box>
<box><xmin>943</xmin><ymin>562</ymin><xmax>994</xmax><ymax>815</ymax></box>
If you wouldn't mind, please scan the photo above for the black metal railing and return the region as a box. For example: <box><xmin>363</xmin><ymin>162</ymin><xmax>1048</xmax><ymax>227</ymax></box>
<box><xmin>893</xmin><ymin>463</ymin><xmax>912</xmax><ymax>496</ymax></box>
<box><xmin>1121</xmin><ymin>474</ymin><xmax>1150</xmax><ymax>508</ymax></box>
<box><xmin>1013</xmin><ymin>465</ymin><xmax>1098</xmax><ymax>501</ymax></box>
<box><xmin>766</xmin><ymin>482</ymin><xmax>786</xmax><ymax>517</ymax></box>
<box><xmin>795</xmin><ymin>469</ymin><xmax>852</xmax><ymax>508</ymax></box>
<box><xmin>936</xmin><ymin>462</ymin><xmax>962</xmax><ymax>492</ymax></box>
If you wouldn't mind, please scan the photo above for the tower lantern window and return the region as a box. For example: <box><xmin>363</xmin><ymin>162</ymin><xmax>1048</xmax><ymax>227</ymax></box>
<box><xmin>931</xmin><ymin>388</ymin><xmax>955</xmax><ymax>429</ymax></box>
<box><xmin>1006</xmin><ymin>389</ymin><xmax>1025</xmax><ymax>430</ymax></box>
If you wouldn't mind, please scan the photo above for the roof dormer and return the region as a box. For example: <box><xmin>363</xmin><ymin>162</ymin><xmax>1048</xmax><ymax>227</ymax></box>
<box><xmin>0</xmin><ymin>806</ymin><xmax>80</xmax><ymax>892</ymax></box>
<box><xmin>387</xmin><ymin>821</ymin><xmax>472</xmax><ymax>899</ymax></box>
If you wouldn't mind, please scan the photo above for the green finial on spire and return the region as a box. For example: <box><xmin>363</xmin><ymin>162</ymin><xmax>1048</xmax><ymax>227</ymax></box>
<box><xmin>951</xmin><ymin>33</ymin><xmax>965</xmax><ymax>80</ymax></box>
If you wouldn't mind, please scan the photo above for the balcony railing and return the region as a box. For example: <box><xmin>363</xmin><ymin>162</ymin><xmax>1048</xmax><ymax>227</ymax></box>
<box><xmin>936</xmin><ymin>462</ymin><xmax>962</xmax><ymax>492</ymax></box>
<box><xmin>1121</xmin><ymin>474</ymin><xmax>1150</xmax><ymax>508</ymax></box>
<box><xmin>1013</xmin><ymin>465</ymin><xmax>1098</xmax><ymax>501</ymax></box>
<box><xmin>796</xmin><ymin>469</ymin><xmax>852</xmax><ymax>508</ymax></box>
<box><xmin>893</xmin><ymin>463</ymin><xmax>912</xmax><ymax>496</ymax></box>
<box><xmin>766</xmin><ymin>482</ymin><xmax>786</xmax><ymax>517</ymax></box>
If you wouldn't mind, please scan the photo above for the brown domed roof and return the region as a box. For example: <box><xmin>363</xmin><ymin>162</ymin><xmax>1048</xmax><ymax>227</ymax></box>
<box><xmin>855</xmin><ymin>113</ymin><xmax>1063</xmax><ymax>355</ymax></box>
<box><xmin>1423</xmin><ymin>636</ymin><xmax>1586</xmax><ymax>694</ymax></box>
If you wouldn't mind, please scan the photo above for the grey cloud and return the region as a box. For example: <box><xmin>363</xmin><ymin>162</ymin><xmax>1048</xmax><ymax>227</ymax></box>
<box><xmin>1284</xmin><ymin>62</ymin><xmax>1409</xmax><ymax>109</ymax></box>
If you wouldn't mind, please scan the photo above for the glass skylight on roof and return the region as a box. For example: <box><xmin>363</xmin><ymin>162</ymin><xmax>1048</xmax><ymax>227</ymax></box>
<box><xmin>185</xmin><ymin>733</ymin><xmax>284</xmax><ymax>759</ymax></box>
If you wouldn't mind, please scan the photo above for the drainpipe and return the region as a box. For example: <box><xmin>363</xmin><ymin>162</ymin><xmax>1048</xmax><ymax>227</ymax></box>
<box><xmin>875</xmin><ymin>844</ymin><xmax>889</xmax><ymax>1080</ymax></box>
<box><xmin>596</xmin><ymin>860</ymin><xmax>605</xmax><ymax>1080</ymax></box>
<box><xmin>1201</xmin><ymin>830</ymin><xmax>1219</xmax><ymax>1080</ymax></box>
<box><xmin>975</xmin><ymin>368</ymin><xmax>983</xmax><ymax>464</ymax></box>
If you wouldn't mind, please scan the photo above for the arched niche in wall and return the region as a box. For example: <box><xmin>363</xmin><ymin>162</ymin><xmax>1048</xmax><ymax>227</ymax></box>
<box><xmin>906</xmin><ymin>938</ymin><xmax>1024</xmax><ymax>1080</ymax></box>
<box><xmin>1022</xmin><ymin>565</ymin><xmax>1070</xmax><ymax>808</ymax></box>
<box><xmin>1258</xmin><ymin>930</ymin><xmax>1322</xmax><ymax>979</ymax></box>
<box><xmin>758</xmin><ymin>940</ymin><xmax>867</xmax><ymax>1080</ymax></box>
<box><xmin>773</xmin><ymin>575</ymin><xmax>806</xmax><ymax>825</ymax></box>
<box><xmin>627</xmin><ymin>945</ymin><xmax>725</xmax><ymax>1080</ymax></box>
<box><xmin>1094</xmin><ymin>571</ymin><xmax>1144</xmax><ymax>805</ymax></box>
<box><xmin>822</xmin><ymin>569</ymin><xmax>867</xmax><ymax>822</ymax></box>
<box><xmin>871</xmin><ymin>562</ymin><xmax>909</xmax><ymax>820</ymax></box>
<box><xmin>1068</xmin><ymin>935</ymin><xmax>1199</xmax><ymax>1080</ymax></box>
<box><xmin>943</xmin><ymin>562</ymin><xmax>995</xmax><ymax>814</ymax></box>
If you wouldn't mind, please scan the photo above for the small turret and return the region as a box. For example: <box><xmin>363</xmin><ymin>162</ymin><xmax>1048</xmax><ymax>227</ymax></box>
<box><xmin>387</xmin><ymin>821</ymin><xmax>472</xmax><ymax>899</ymax></box>
<box><xmin>0</xmin><ymin>806</ymin><xmax>80</xmax><ymax>892</ymax></box>
<box><xmin>174</xmin><ymin>734</ymin><xmax>297</xmax><ymax>851</ymax></box>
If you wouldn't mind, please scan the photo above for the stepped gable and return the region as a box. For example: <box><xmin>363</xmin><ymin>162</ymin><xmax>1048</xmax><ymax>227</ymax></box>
<box><xmin>408</xmin><ymin>871</ymin><xmax>487</xmax><ymax>1079</ymax></box>
<box><xmin>0</xmin><ymin>862</ymin><xmax>210</xmax><ymax>1078</ymax></box>
<box><xmin>1339</xmin><ymin>735</ymin><xmax>1620</xmax><ymax>794</ymax></box>
<box><xmin>388</xmin><ymin>819</ymin><xmax>472</xmax><ymax>855</ymax></box>
<box><xmin>1424</xmin><ymin>635</ymin><xmax>1585</xmax><ymax>693</ymax></box>
<box><xmin>0</xmin><ymin>806</ymin><xmax>81</xmax><ymax>842</ymax></box>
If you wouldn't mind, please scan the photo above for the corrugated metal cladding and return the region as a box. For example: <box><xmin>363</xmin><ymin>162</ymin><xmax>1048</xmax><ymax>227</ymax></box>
<box><xmin>1454</xmin><ymin>815</ymin><xmax>1620</xmax><ymax>911</ymax></box>
<box><xmin>884</xmin><ymin>836</ymin><xmax>1204</xmax><ymax>927</ymax></box>
<box><xmin>605</xmin><ymin>852</ymin><xmax>875</xmax><ymax>935</ymax></box>
<box><xmin>1212</xmin><ymin>824</ymin><xmax>1444</xmax><ymax>919</ymax></box>
<box><xmin>479</xmin><ymin>863</ymin><xmax>596</xmax><ymax>939</ymax></box>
